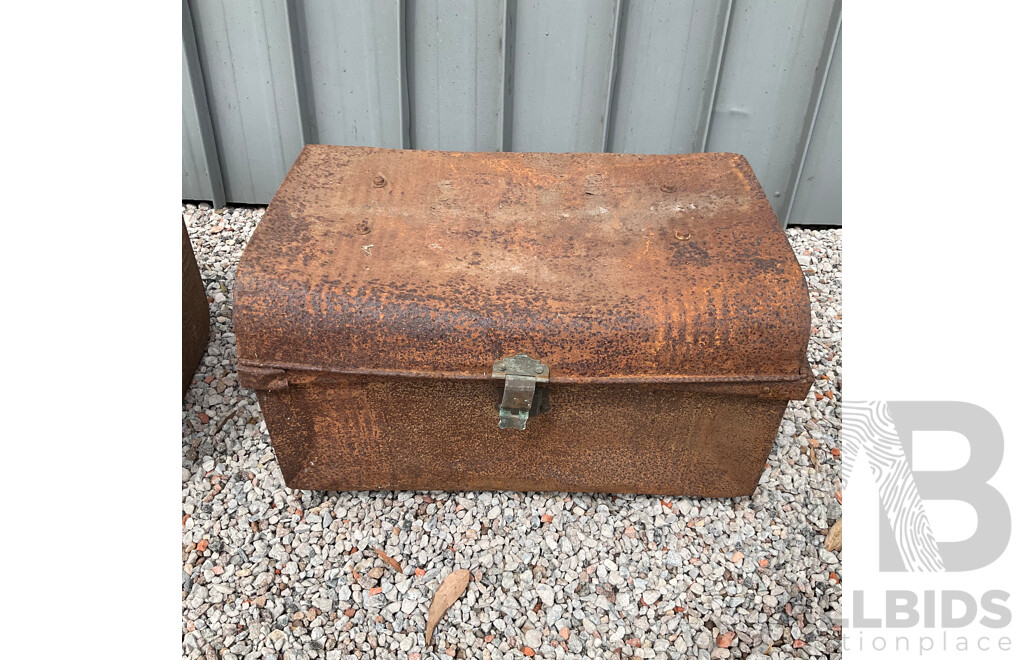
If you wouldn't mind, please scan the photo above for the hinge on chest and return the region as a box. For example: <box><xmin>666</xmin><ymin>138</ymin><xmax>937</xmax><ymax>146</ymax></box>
<box><xmin>492</xmin><ymin>354</ymin><xmax>549</xmax><ymax>430</ymax></box>
<box><xmin>237</xmin><ymin>364</ymin><xmax>289</xmax><ymax>391</ymax></box>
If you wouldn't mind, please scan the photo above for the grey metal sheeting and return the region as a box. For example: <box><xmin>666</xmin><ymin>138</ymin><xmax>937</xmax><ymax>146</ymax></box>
<box><xmin>182</xmin><ymin>0</ymin><xmax>841</xmax><ymax>226</ymax></box>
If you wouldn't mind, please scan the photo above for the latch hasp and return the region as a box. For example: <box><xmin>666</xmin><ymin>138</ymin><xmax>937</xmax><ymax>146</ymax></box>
<box><xmin>491</xmin><ymin>354</ymin><xmax>549</xmax><ymax>430</ymax></box>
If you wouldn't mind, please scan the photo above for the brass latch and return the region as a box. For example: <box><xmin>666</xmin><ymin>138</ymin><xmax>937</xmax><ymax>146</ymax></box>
<box><xmin>491</xmin><ymin>354</ymin><xmax>549</xmax><ymax>430</ymax></box>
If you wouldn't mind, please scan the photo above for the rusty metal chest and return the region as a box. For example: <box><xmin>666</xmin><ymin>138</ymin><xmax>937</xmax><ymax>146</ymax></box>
<box><xmin>235</xmin><ymin>145</ymin><xmax>812</xmax><ymax>496</ymax></box>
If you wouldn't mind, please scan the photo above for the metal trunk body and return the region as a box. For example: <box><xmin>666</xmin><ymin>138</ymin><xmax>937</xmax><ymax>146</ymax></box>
<box><xmin>235</xmin><ymin>146</ymin><xmax>812</xmax><ymax>496</ymax></box>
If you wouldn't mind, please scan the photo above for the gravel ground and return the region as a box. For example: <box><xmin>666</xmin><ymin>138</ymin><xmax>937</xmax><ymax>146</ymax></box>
<box><xmin>182</xmin><ymin>203</ymin><xmax>842</xmax><ymax>660</ymax></box>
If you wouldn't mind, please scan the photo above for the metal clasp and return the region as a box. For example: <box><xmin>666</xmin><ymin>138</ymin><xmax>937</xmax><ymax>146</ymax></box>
<box><xmin>491</xmin><ymin>354</ymin><xmax>549</xmax><ymax>430</ymax></box>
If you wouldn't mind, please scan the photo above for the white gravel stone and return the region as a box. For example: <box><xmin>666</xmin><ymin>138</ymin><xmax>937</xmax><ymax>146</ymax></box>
<box><xmin>182</xmin><ymin>207</ymin><xmax>842</xmax><ymax>659</ymax></box>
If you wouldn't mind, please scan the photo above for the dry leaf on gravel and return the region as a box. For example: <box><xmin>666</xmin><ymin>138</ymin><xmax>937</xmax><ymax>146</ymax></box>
<box><xmin>425</xmin><ymin>569</ymin><xmax>471</xmax><ymax>645</ymax></box>
<box><xmin>375</xmin><ymin>548</ymin><xmax>403</xmax><ymax>572</ymax></box>
<box><xmin>825</xmin><ymin>518</ymin><xmax>842</xmax><ymax>552</ymax></box>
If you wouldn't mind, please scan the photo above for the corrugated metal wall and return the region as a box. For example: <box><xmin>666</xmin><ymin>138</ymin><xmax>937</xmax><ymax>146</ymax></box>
<box><xmin>182</xmin><ymin>0</ymin><xmax>841</xmax><ymax>225</ymax></box>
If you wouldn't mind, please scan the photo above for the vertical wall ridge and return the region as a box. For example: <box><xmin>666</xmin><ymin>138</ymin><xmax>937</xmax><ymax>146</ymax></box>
<box><xmin>182</xmin><ymin>0</ymin><xmax>225</xmax><ymax>208</ymax></box>
<box><xmin>698</xmin><ymin>0</ymin><xmax>733</xmax><ymax>153</ymax></box>
<box><xmin>499</xmin><ymin>0</ymin><xmax>517</xmax><ymax>151</ymax></box>
<box><xmin>784</xmin><ymin>3</ymin><xmax>842</xmax><ymax>226</ymax></box>
<box><xmin>284</xmin><ymin>0</ymin><xmax>316</xmax><ymax>146</ymax></box>
<box><xmin>601</xmin><ymin>0</ymin><xmax>626</xmax><ymax>153</ymax></box>
<box><xmin>397</xmin><ymin>0</ymin><xmax>411</xmax><ymax>149</ymax></box>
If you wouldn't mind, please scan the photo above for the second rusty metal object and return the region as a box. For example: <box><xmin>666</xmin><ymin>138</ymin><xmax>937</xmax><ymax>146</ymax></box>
<box><xmin>182</xmin><ymin>221</ymin><xmax>209</xmax><ymax>395</ymax></box>
<box><xmin>235</xmin><ymin>146</ymin><xmax>813</xmax><ymax>496</ymax></box>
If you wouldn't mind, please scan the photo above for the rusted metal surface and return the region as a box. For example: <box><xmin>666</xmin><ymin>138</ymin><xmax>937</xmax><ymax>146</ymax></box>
<box><xmin>256</xmin><ymin>379</ymin><xmax>789</xmax><ymax>497</ymax></box>
<box><xmin>235</xmin><ymin>146</ymin><xmax>812</xmax><ymax>496</ymax></box>
<box><xmin>182</xmin><ymin>221</ymin><xmax>209</xmax><ymax>395</ymax></box>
